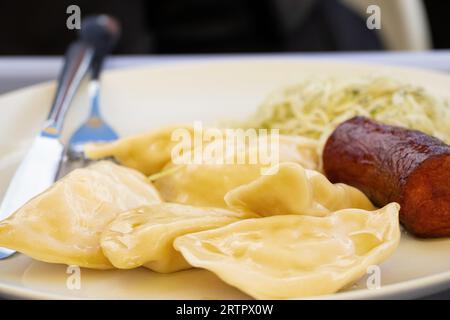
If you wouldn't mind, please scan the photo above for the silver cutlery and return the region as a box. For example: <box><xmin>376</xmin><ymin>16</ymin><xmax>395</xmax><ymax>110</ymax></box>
<box><xmin>0</xmin><ymin>15</ymin><xmax>121</xmax><ymax>259</ymax></box>
<box><xmin>0</xmin><ymin>41</ymin><xmax>94</xmax><ymax>259</ymax></box>
<box><xmin>58</xmin><ymin>15</ymin><xmax>121</xmax><ymax>177</ymax></box>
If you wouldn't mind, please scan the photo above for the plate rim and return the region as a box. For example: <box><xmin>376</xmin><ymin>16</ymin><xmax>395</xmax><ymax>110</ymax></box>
<box><xmin>0</xmin><ymin>259</ymin><xmax>448</xmax><ymax>300</ymax></box>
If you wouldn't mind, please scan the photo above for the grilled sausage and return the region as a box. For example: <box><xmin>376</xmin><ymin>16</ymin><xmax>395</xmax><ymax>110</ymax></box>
<box><xmin>323</xmin><ymin>116</ymin><xmax>450</xmax><ymax>238</ymax></box>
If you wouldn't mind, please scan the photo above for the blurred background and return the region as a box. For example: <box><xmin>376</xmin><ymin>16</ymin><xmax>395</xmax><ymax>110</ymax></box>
<box><xmin>1</xmin><ymin>0</ymin><xmax>449</xmax><ymax>55</ymax></box>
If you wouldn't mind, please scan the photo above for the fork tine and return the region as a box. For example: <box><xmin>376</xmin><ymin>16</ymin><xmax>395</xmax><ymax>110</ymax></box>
<box><xmin>67</xmin><ymin>80</ymin><xmax>118</xmax><ymax>159</ymax></box>
<box><xmin>59</xmin><ymin>15</ymin><xmax>121</xmax><ymax>175</ymax></box>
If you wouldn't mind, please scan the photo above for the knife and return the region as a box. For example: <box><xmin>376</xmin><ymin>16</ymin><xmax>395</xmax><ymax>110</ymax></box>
<box><xmin>0</xmin><ymin>41</ymin><xmax>94</xmax><ymax>259</ymax></box>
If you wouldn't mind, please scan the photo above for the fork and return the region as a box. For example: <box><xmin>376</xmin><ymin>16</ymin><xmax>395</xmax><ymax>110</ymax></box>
<box><xmin>59</xmin><ymin>16</ymin><xmax>121</xmax><ymax>176</ymax></box>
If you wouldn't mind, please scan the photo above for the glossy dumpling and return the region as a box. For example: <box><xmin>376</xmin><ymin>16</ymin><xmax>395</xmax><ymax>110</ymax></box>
<box><xmin>0</xmin><ymin>161</ymin><xmax>162</xmax><ymax>269</ymax></box>
<box><xmin>101</xmin><ymin>203</ymin><xmax>253</xmax><ymax>273</ymax></box>
<box><xmin>84</xmin><ymin>125</ymin><xmax>193</xmax><ymax>175</ymax></box>
<box><xmin>225</xmin><ymin>162</ymin><xmax>375</xmax><ymax>217</ymax></box>
<box><xmin>154</xmin><ymin>135</ymin><xmax>320</xmax><ymax>208</ymax></box>
<box><xmin>174</xmin><ymin>203</ymin><xmax>400</xmax><ymax>299</ymax></box>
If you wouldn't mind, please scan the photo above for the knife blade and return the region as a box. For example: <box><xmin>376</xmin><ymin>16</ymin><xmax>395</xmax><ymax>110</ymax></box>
<box><xmin>0</xmin><ymin>136</ymin><xmax>63</xmax><ymax>220</ymax></box>
<box><xmin>0</xmin><ymin>41</ymin><xmax>94</xmax><ymax>259</ymax></box>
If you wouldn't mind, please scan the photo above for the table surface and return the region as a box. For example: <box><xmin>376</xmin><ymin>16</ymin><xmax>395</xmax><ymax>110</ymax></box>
<box><xmin>0</xmin><ymin>51</ymin><xmax>448</xmax><ymax>300</ymax></box>
<box><xmin>2</xmin><ymin>50</ymin><xmax>450</xmax><ymax>94</ymax></box>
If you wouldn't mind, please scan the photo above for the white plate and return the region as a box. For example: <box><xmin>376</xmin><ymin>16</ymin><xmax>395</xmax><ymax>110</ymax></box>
<box><xmin>0</xmin><ymin>59</ymin><xmax>449</xmax><ymax>300</ymax></box>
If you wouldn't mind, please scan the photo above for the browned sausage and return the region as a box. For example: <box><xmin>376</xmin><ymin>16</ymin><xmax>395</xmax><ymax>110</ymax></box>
<box><xmin>323</xmin><ymin>116</ymin><xmax>450</xmax><ymax>238</ymax></box>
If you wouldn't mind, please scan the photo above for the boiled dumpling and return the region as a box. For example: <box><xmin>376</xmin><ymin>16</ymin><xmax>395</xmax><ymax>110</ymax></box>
<box><xmin>174</xmin><ymin>203</ymin><xmax>400</xmax><ymax>299</ymax></box>
<box><xmin>154</xmin><ymin>135</ymin><xmax>319</xmax><ymax>208</ymax></box>
<box><xmin>225</xmin><ymin>162</ymin><xmax>375</xmax><ymax>217</ymax></box>
<box><xmin>0</xmin><ymin>161</ymin><xmax>161</xmax><ymax>269</ymax></box>
<box><xmin>101</xmin><ymin>203</ymin><xmax>254</xmax><ymax>273</ymax></box>
<box><xmin>85</xmin><ymin>124</ymin><xmax>194</xmax><ymax>175</ymax></box>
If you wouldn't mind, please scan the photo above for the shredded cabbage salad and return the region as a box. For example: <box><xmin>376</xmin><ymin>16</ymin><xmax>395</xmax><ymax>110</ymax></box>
<box><xmin>235</xmin><ymin>77</ymin><xmax>450</xmax><ymax>152</ymax></box>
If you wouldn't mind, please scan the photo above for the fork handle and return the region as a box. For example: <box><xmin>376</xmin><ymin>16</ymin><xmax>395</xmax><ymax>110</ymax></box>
<box><xmin>42</xmin><ymin>41</ymin><xmax>94</xmax><ymax>138</ymax></box>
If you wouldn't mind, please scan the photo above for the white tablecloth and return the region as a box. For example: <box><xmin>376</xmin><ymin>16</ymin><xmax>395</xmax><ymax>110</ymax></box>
<box><xmin>2</xmin><ymin>50</ymin><xmax>450</xmax><ymax>94</ymax></box>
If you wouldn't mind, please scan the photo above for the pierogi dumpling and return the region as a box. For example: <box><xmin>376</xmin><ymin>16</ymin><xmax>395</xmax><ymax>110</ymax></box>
<box><xmin>85</xmin><ymin>124</ymin><xmax>194</xmax><ymax>175</ymax></box>
<box><xmin>154</xmin><ymin>135</ymin><xmax>319</xmax><ymax>208</ymax></box>
<box><xmin>101</xmin><ymin>203</ymin><xmax>253</xmax><ymax>273</ymax></box>
<box><xmin>0</xmin><ymin>161</ymin><xmax>161</xmax><ymax>269</ymax></box>
<box><xmin>174</xmin><ymin>203</ymin><xmax>400</xmax><ymax>299</ymax></box>
<box><xmin>225</xmin><ymin>162</ymin><xmax>375</xmax><ymax>217</ymax></box>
